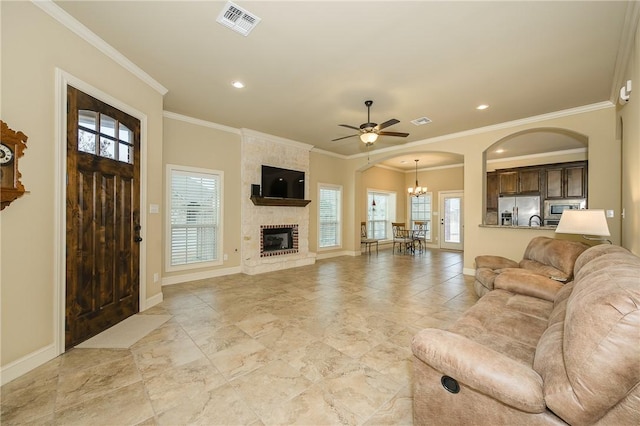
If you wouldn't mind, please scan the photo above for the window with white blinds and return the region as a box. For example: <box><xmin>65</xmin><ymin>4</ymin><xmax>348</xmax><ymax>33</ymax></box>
<box><xmin>318</xmin><ymin>184</ymin><xmax>342</xmax><ymax>248</ymax></box>
<box><xmin>411</xmin><ymin>194</ymin><xmax>432</xmax><ymax>240</ymax></box>
<box><xmin>367</xmin><ymin>191</ymin><xmax>396</xmax><ymax>240</ymax></box>
<box><xmin>167</xmin><ymin>165</ymin><xmax>223</xmax><ymax>269</ymax></box>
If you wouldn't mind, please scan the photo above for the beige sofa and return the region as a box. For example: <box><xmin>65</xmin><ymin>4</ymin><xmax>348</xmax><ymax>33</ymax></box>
<box><xmin>474</xmin><ymin>236</ymin><xmax>589</xmax><ymax>297</ymax></box>
<box><xmin>412</xmin><ymin>244</ymin><xmax>640</xmax><ymax>425</ymax></box>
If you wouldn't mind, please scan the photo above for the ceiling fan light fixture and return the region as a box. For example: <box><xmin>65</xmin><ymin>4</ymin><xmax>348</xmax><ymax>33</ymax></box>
<box><xmin>360</xmin><ymin>132</ymin><xmax>378</xmax><ymax>144</ymax></box>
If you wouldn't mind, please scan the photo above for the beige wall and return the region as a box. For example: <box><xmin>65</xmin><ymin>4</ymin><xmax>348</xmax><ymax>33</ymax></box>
<box><xmin>343</xmin><ymin>106</ymin><xmax>621</xmax><ymax>271</ymax></box>
<box><xmin>361</xmin><ymin>166</ymin><xmax>407</xmax><ymax>237</ymax></box>
<box><xmin>309</xmin><ymin>152</ymin><xmax>355</xmax><ymax>254</ymax></box>
<box><xmin>619</xmin><ymin>22</ymin><xmax>640</xmax><ymax>254</ymax></box>
<box><xmin>162</xmin><ymin>117</ymin><xmax>242</xmax><ymax>279</ymax></box>
<box><xmin>1</xmin><ymin>2</ymin><xmax>164</xmax><ymax>375</ymax></box>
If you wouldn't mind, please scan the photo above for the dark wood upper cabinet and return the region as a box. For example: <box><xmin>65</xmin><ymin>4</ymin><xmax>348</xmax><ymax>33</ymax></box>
<box><xmin>545</xmin><ymin>168</ymin><xmax>563</xmax><ymax>198</ymax></box>
<box><xmin>518</xmin><ymin>169</ymin><xmax>541</xmax><ymax>193</ymax></box>
<box><xmin>486</xmin><ymin>172</ymin><xmax>498</xmax><ymax>210</ymax></box>
<box><xmin>544</xmin><ymin>162</ymin><xmax>587</xmax><ymax>199</ymax></box>
<box><xmin>498</xmin><ymin>171</ymin><xmax>518</xmax><ymax>195</ymax></box>
<box><xmin>566</xmin><ymin>165</ymin><xmax>587</xmax><ymax>198</ymax></box>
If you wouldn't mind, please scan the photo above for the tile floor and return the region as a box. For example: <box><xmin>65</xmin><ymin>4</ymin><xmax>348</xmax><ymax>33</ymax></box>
<box><xmin>1</xmin><ymin>247</ymin><xmax>477</xmax><ymax>425</ymax></box>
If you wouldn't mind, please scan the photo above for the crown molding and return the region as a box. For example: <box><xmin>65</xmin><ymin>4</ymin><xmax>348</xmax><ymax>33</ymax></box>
<box><xmin>163</xmin><ymin>111</ymin><xmax>240</xmax><ymax>135</ymax></box>
<box><xmin>349</xmin><ymin>101</ymin><xmax>614</xmax><ymax>160</ymax></box>
<box><xmin>487</xmin><ymin>147</ymin><xmax>587</xmax><ymax>165</ymax></box>
<box><xmin>609</xmin><ymin>1</ymin><xmax>640</xmax><ymax>103</ymax></box>
<box><xmin>32</xmin><ymin>0</ymin><xmax>168</xmax><ymax>95</ymax></box>
<box><xmin>310</xmin><ymin>147</ymin><xmax>349</xmax><ymax>159</ymax></box>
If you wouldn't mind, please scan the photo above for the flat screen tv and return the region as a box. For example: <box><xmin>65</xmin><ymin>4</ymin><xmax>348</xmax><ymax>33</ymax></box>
<box><xmin>261</xmin><ymin>165</ymin><xmax>305</xmax><ymax>199</ymax></box>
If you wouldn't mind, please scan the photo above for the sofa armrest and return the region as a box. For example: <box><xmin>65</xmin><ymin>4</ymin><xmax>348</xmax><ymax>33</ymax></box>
<box><xmin>411</xmin><ymin>328</ymin><xmax>546</xmax><ymax>413</ymax></box>
<box><xmin>494</xmin><ymin>269</ymin><xmax>564</xmax><ymax>302</ymax></box>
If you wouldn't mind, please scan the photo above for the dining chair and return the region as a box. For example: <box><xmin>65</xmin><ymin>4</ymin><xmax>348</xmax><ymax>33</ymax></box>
<box><xmin>360</xmin><ymin>221</ymin><xmax>379</xmax><ymax>254</ymax></box>
<box><xmin>412</xmin><ymin>221</ymin><xmax>428</xmax><ymax>252</ymax></box>
<box><xmin>392</xmin><ymin>222</ymin><xmax>414</xmax><ymax>254</ymax></box>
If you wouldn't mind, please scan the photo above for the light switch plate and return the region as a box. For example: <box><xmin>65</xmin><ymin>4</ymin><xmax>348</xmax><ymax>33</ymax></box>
<box><xmin>606</xmin><ymin>209</ymin><xmax>614</xmax><ymax>218</ymax></box>
<box><xmin>150</xmin><ymin>204</ymin><xmax>159</xmax><ymax>214</ymax></box>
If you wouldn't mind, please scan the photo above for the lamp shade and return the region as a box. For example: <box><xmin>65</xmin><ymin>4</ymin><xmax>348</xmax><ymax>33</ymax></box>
<box><xmin>555</xmin><ymin>209</ymin><xmax>610</xmax><ymax>236</ymax></box>
<box><xmin>360</xmin><ymin>132</ymin><xmax>378</xmax><ymax>144</ymax></box>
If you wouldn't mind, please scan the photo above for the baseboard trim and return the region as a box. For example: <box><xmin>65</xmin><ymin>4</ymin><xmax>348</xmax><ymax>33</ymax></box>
<box><xmin>143</xmin><ymin>292</ymin><xmax>164</xmax><ymax>310</ymax></box>
<box><xmin>463</xmin><ymin>267</ymin><xmax>475</xmax><ymax>276</ymax></box>
<box><xmin>162</xmin><ymin>266</ymin><xmax>242</xmax><ymax>286</ymax></box>
<box><xmin>1</xmin><ymin>344</ymin><xmax>58</xmax><ymax>386</ymax></box>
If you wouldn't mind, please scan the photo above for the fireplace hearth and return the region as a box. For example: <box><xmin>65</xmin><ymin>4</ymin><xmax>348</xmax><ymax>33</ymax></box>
<box><xmin>260</xmin><ymin>224</ymin><xmax>299</xmax><ymax>257</ymax></box>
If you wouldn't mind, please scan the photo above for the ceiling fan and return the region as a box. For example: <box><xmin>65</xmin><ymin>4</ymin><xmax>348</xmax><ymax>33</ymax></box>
<box><xmin>332</xmin><ymin>100</ymin><xmax>409</xmax><ymax>144</ymax></box>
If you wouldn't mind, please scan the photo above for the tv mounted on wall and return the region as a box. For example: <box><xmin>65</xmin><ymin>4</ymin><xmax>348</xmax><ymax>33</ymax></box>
<box><xmin>261</xmin><ymin>165</ymin><xmax>305</xmax><ymax>199</ymax></box>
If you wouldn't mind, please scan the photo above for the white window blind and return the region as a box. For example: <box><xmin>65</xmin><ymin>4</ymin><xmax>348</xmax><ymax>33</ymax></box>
<box><xmin>319</xmin><ymin>185</ymin><xmax>341</xmax><ymax>248</ymax></box>
<box><xmin>411</xmin><ymin>194</ymin><xmax>432</xmax><ymax>240</ymax></box>
<box><xmin>169</xmin><ymin>168</ymin><xmax>221</xmax><ymax>267</ymax></box>
<box><xmin>367</xmin><ymin>191</ymin><xmax>396</xmax><ymax>240</ymax></box>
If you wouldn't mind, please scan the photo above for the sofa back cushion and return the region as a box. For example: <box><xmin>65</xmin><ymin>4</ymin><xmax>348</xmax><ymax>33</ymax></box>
<box><xmin>520</xmin><ymin>237</ymin><xmax>588</xmax><ymax>280</ymax></box>
<box><xmin>534</xmin><ymin>245</ymin><xmax>640</xmax><ymax>425</ymax></box>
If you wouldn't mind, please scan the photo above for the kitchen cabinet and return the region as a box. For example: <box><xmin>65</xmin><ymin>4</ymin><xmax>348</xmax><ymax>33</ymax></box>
<box><xmin>486</xmin><ymin>172</ymin><xmax>498</xmax><ymax>210</ymax></box>
<box><xmin>498</xmin><ymin>171</ymin><xmax>518</xmax><ymax>195</ymax></box>
<box><xmin>518</xmin><ymin>169</ymin><xmax>541</xmax><ymax>193</ymax></box>
<box><xmin>497</xmin><ymin>169</ymin><xmax>540</xmax><ymax>195</ymax></box>
<box><xmin>544</xmin><ymin>162</ymin><xmax>587</xmax><ymax>199</ymax></box>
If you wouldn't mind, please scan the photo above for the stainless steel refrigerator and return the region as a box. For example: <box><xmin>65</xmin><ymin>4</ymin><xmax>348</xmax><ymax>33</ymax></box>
<box><xmin>498</xmin><ymin>195</ymin><xmax>541</xmax><ymax>226</ymax></box>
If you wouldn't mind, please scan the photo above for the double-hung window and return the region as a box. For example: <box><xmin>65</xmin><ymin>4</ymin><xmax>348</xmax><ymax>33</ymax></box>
<box><xmin>318</xmin><ymin>184</ymin><xmax>342</xmax><ymax>248</ymax></box>
<box><xmin>167</xmin><ymin>165</ymin><xmax>223</xmax><ymax>270</ymax></box>
<box><xmin>367</xmin><ymin>190</ymin><xmax>396</xmax><ymax>239</ymax></box>
<box><xmin>410</xmin><ymin>194</ymin><xmax>432</xmax><ymax>241</ymax></box>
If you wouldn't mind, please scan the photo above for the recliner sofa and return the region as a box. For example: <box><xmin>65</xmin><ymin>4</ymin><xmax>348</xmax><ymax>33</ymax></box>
<box><xmin>474</xmin><ymin>236</ymin><xmax>589</xmax><ymax>297</ymax></box>
<box><xmin>412</xmin><ymin>244</ymin><xmax>640</xmax><ymax>425</ymax></box>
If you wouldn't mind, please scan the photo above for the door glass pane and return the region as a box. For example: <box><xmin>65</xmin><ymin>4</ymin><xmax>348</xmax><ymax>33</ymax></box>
<box><xmin>79</xmin><ymin>110</ymin><xmax>97</xmax><ymax>130</ymax></box>
<box><xmin>444</xmin><ymin>197</ymin><xmax>461</xmax><ymax>243</ymax></box>
<box><xmin>119</xmin><ymin>124</ymin><xmax>132</xmax><ymax>143</ymax></box>
<box><xmin>100</xmin><ymin>114</ymin><xmax>116</xmax><ymax>137</ymax></box>
<box><xmin>78</xmin><ymin>129</ymin><xmax>96</xmax><ymax>154</ymax></box>
<box><xmin>100</xmin><ymin>136</ymin><xmax>115</xmax><ymax>159</ymax></box>
<box><xmin>119</xmin><ymin>143</ymin><xmax>133</xmax><ymax>163</ymax></box>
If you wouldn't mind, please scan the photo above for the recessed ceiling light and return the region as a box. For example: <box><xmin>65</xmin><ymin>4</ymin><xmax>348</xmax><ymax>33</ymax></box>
<box><xmin>495</xmin><ymin>148</ymin><xmax>505</xmax><ymax>154</ymax></box>
<box><xmin>231</xmin><ymin>81</ymin><xmax>245</xmax><ymax>89</ymax></box>
<box><xmin>476</xmin><ymin>104</ymin><xmax>489</xmax><ymax>110</ymax></box>
<box><xmin>400</xmin><ymin>160</ymin><xmax>408</xmax><ymax>164</ymax></box>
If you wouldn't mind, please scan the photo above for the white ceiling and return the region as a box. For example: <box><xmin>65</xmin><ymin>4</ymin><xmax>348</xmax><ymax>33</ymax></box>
<box><xmin>54</xmin><ymin>1</ymin><xmax>636</xmax><ymax>169</ymax></box>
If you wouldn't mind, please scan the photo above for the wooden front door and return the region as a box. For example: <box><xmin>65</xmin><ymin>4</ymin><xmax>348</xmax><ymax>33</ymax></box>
<box><xmin>66</xmin><ymin>86</ymin><xmax>141</xmax><ymax>348</ymax></box>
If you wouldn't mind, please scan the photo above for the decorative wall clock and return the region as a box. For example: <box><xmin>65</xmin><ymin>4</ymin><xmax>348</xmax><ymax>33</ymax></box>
<box><xmin>1</xmin><ymin>120</ymin><xmax>28</xmax><ymax>210</ymax></box>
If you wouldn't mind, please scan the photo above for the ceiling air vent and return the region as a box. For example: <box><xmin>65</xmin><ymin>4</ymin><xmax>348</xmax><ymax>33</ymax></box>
<box><xmin>216</xmin><ymin>1</ymin><xmax>261</xmax><ymax>36</ymax></box>
<box><xmin>411</xmin><ymin>117</ymin><xmax>432</xmax><ymax>126</ymax></box>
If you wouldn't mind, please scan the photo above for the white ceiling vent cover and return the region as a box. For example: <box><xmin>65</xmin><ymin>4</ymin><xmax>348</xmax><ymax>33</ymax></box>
<box><xmin>216</xmin><ymin>1</ymin><xmax>261</xmax><ymax>36</ymax></box>
<box><xmin>411</xmin><ymin>117</ymin><xmax>432</xmax><ymax>126</ymax></box>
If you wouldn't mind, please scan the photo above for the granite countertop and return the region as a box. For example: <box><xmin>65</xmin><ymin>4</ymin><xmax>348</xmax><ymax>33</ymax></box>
<box><xmin>479</xmin><ymin>224</ymin><xmax>557</xmax><ymax>230</ymax></box>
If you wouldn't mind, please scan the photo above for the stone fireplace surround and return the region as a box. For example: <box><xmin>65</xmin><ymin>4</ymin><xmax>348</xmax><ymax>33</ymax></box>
<box><xmin>241</xmin><ymin>130</ymin><xmax>316</xmax><ymax>275</ymax></box>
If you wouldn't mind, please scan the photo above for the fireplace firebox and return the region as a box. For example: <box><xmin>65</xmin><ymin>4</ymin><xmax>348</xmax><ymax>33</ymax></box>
<box><xmin>260</xmin><ymin>224</ymin><xmax>298</xmax><ymax>257</ymax></box>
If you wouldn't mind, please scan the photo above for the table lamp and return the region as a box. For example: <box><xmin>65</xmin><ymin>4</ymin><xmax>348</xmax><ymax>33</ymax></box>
<box><xmin>555</xmin><ymin>209</ymin><xmax>611</xmax><ymax>244</ymax></box>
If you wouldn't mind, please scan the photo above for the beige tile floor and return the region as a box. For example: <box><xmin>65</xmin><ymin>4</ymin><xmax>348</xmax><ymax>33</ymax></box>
<box><xmin>1</xmin><ymin>247</ymin><xmax>477</xmax><ymax>425</ymax></box>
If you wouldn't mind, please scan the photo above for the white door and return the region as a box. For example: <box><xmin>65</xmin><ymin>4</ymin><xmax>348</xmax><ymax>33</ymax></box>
<box><xmin>439</xmin><ymin>192</ymin><xmax>463</xmax><ymax>251</ymax></box>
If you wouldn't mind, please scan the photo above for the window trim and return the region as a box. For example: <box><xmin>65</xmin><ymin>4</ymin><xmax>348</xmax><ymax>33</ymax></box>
<box><xmin>165</xmin><ymin>164</ymin><xmax>224</xmax><ymax>272</ymax></box>
<box><xmin>317</xmin><ymin>183</ymin><xmax>343</xmax><ymax>250</ymax></box>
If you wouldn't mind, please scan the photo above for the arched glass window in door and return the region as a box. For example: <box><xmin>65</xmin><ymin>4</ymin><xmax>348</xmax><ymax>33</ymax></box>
<box><xmin>78</xmin><ymin>110</ymin><xmax>134</xmax><ymax>164</ymax></box>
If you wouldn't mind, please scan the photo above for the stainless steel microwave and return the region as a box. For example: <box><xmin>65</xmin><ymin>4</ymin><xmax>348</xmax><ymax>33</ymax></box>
<box><xmin>544</xmin><ymin>199</ymin><xmax>586</xmax><ymax>220</ymax></box>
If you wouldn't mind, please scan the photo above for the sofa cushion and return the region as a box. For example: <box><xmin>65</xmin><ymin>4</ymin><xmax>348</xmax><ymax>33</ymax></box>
<box><xmin>521</xmin><ymin>236</ymin><xmax>588</xmax><ymax>280</ymax></box>
<box><xmin>534</xmin><ymin>246</ymin><xmax>640</xmax><ymax>425</ymax></box>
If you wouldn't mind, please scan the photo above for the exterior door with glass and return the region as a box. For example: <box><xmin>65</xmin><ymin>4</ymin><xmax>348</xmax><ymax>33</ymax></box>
<box><xmin>439</xmin><ymin>191</ymin><xmax>463</xmax><ymax>251</ymax></box>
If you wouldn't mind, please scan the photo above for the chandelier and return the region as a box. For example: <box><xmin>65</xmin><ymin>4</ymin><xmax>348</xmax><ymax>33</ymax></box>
<box><xmin>408</xmin><ymin>159</ymin><xmax>427</xmax><ymax>197</ymax></box>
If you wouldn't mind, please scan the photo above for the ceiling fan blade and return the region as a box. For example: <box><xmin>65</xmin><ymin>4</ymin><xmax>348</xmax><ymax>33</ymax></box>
<box><xmin>339</xmin><ymin>124</ymin><xmax>361</xmax><ymax>131</ymax></box>
<box><xmin>331</xmin><ymin>134</ymin><xmax>359</xmax><ymax>141</ymax></box>
<box><xmin>376</xmin><ymin>119</ymin><xmax>400</xmax><ymax>131</ymax></box>
<box><xmin>378</xmin><ymin>131</ymin><xmax>410</xmax><ymax>138</ymax></box>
